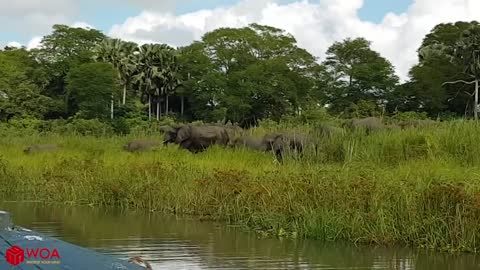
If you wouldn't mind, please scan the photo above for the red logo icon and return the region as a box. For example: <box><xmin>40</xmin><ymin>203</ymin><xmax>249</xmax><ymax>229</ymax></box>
<box><xmin>6</xmin><ymin>245</ymin><xmax>25</xmax><ymax>266</ymax></box>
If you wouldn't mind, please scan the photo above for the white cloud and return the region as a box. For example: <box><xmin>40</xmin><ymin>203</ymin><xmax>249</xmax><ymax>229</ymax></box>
<box><xmin>109</xmin><ymin>0</ymin><xmax>480</xmax><ymax>82</ymax></box>
<box><xmin>6</xmin><ymin>41</ymin><xmax>22</xmax><ymax>48</ymax></box>
<box><xmin>72</xmin><ymin>21</ymin><xmax>95</xmax><ymax>29</ymax></box>
<box><xmin>0</xmin><ymin>0</ymin><xmax>76</xmax><ymax>38</ymax></box>
<box><xmin>27</xmin><ymin>36</ymin><xmax>42</xmax><ymax>50</ymax></box>
<box><xmin>5</xmin><ymin>21</ymin><xmax>97</xmax><ymax>50</ymax></box>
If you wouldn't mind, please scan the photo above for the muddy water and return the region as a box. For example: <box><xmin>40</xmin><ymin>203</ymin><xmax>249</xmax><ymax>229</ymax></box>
<box><xmin>0</xmin><ymin>202</ymin><xmax>479</xmax><ymax>270</ymax></box>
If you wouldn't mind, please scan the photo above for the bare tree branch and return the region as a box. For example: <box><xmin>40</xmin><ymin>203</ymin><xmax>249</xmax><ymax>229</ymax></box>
<box><xmin>464</xmin><ymin>90</ymin><xmax>475</xmax><ymax>97</ymax></box>
<box><xmin>442</xmin><ymin>79</ymin><xmax>477</xmax><ymax>86</ymax></box>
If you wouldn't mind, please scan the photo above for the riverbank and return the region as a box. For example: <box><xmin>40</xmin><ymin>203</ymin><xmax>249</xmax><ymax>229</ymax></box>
<box><xmin>1</xmin><ymin>120</ymin><xmax>480</xmax><ymax>253</ymax></box>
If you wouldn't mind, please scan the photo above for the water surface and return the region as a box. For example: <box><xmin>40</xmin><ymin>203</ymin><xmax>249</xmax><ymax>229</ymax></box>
<box><xmin>0</xmin><ymin>202</ymin><xmax>479</xmax><ymax>270</ymax></box>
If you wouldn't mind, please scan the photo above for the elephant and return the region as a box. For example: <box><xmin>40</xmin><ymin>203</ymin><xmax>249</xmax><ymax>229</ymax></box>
<box><xmin>343</xmin><ymin>117</ymin><xmax>384</xmax><ymax>134</ymax></box>
<box><xmin>163</xmin><ymin>124</ymin><xmax>231</xmax><ymax>153</ymax></box>
<box><xmin>224</xmin><ymin>125</ymin><xmax>244</xmax><ymax>140</ymax></box>
<box><xmin>24</xmin><ymin>144</ymin><xmax>60</xmax><ymax>154</ymax></box>
<box><xmin>262</xmin><ymin>132</ymin><xmax>318</xmax><ymax>163</ymax></box>
<box><xmin>162</xmin><ymin>124</ymin><xmax>186</xmax><ymax>145</ymax></box>
<box><xmin>385</xmin><ymin>124</ymin><xmax>401</xmax><ymax>131</ymax></box>
<box><xmin>159</xmin><ymin>125</ymin><xmax>175</xmax><ymax>134</ymax></box>
<box><xmin>123</xmin><ymin>140</ymin><xmax>160</xmax><ymax>152</ymax></box>
<box><xmin>230</xmin><ymin>136</ymin><xmax>267</xmax><ymax>152</ymax></box>
<box><xmin>313</xmin><ymin>123</ymin><xmax>345</xmax><ymax>139</ymax></box>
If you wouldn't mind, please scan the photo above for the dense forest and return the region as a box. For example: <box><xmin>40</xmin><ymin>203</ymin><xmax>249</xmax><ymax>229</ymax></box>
<box><xmin>1</xmin><ymin>21</ymin><xmax>480</xmax><ymax>131</ymax></box>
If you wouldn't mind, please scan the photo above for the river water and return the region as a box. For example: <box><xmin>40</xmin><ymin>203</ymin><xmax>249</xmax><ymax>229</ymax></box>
<box><xmin>0</xmin><ymin>202</ymin><xmax>479</xmax><ymax>270</ymax></box>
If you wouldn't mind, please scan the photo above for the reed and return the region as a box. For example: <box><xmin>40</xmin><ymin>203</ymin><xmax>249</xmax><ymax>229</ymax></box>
<box><xmin>1</xmin><ymin>120</ymin><xmax>480</xmax><ymax>252</ymax></box>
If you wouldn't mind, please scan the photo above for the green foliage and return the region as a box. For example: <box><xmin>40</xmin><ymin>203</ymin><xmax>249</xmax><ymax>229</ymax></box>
<box><xmin>108</xmin><ymin>118</ymin><xmax>130</xmax><ymax>135</ymax></box>
<box><xmin>33</xmin><ymin>24</ymin><xmax>107</xmax><ymax>75</ymax></box>
<box><xmin>455</xmin><ymin>23</ymin><xmax>480</xmax><ymax>79</ymax></box>
<box><xmin>408</xmin><ymin>21</ymin><xmax>480</xmax><ymax>117</ymax></box>
<box><xmin>6</xmin><ymin>117</ymin><xmax>43</xmax><ymax>129</ymax></box>
<box><xmin>323</xmin><ymin>37</ymin><xmax>399</xmax><ymax>114</ymax></box>
<box><xmin>30</xmin><ymin>24</ymin><xmax>107</xmax><ymax>117</ymax></box>
<box><xmin>280</xmin><ymin>105</ymin><xmax>332</xmax><ymax>125</ymax></box>
<box><xmin>132</xmin><ymin>43</ymin><xmax>180</xmax><ymax>119</ymax></box>
<box><xmin>178</xmin><ymin>23</ymin><xmax>320</xmax><ymax>126</ymax></box>
<box><xmin>343</xmin><ymin>100</ymin><xmax>384</xmax><ymax>118</ymax></box>
<box><xmin>93</xmin><ymin>38</ymin><xmax>139</xmax><ymax>105</ymax></box>
<box><xmin>0</xmin><ymin>49</ymin><xmax>55</xmax><ymax>121</ymax></box>
<box><xmin>124</xmin><ymin>116</ymin><xmax>176</xmax><ymax>136</ymax></box>
<box><xmin>4</xmin><ymin>21</ymin><xmax>480</xmax><ymax>130</ymax></box>
<box><xmin>66</xmin><ymin>62</ymin><xmax>120</xmax><ymax>119</ymax></box>
<box><xmin>62</xmin><ymin>119</ymin><xmax>114</xmax><ymax>136</ymax></box>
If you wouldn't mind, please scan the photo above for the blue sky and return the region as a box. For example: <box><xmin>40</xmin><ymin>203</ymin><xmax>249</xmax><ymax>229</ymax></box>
<box><xmin>1</xmin><ymin>0</ymin><xmax>413</xmax><ymax>46</ymax></box>
<box><xmin>109</xmin><ymin>0</ymin><xmax>413</xmax><ymax>27</ymax></box>
<box><xmin>359</xmin><ymin>0</ymin><xmax>411</xmax><ymax>22</ymax></box>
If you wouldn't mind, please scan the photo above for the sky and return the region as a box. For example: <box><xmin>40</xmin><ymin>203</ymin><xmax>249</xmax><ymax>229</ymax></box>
<box><xmin>1</xmin><ymin>0</ymin><xmax>479</xmax><ymax>81</ymax></box>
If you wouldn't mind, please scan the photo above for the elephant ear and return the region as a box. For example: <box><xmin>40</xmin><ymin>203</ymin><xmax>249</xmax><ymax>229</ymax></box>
<box><xmin>159</xmin><ymin>125</ymin><xmax>174</xmax><ymax>133</ymax></box>
<box><xmin>174</xmin><ymin>125</ymin><xmax>192</xmax><ymax>143</ymax></box>
<box><xmin>272</xmin><ymin>133</ymin><xmax>285</xmax><ymax>142</ymax></box>
<box><xmin>174</xmin><ymin>126</ymin><xmax>183</xmax><ymax>133</ymax></box>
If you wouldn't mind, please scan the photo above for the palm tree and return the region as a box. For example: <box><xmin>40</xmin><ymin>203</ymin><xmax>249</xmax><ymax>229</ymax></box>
<box><xmin>132</xmin><ymin>43</ymin><xmax>180</xmax><ymax>120</ymax></box>
<box><xmin>161</xmin><ymin>60</ymin><xmax>181</xmax><ymax>115</ymax></box>
<box><xmin>93</xmin><ymin>38</ymin><xmax>137</xmax><ymax>106</ymax></box>
<box><xmin>133</xmin><ymin>44</ymin><xmax>162</xmax><ymax>120</ymax></box>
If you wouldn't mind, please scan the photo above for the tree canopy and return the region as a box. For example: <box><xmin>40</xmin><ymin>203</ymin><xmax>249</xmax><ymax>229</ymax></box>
<box><xmin>322</xmin><ymin>37</ymin><xmax>399</xmax><ymax>117</ymax></box>
<box><xmin>178</xmin><ymin>23</ymin><xmax>320</xmax><ymax>126</ymax></box>
<box><xmin>66</xmin><ymin>62</ymin><xmax>120</xmax><ymax>119</ymax></box>
<box><xmin>406</xmin><ymin>21</ymin><xmax>480</xmax><ymax>117</ymax></box>
<box><xmin>2</xmin><ymin>20</ymin><xmax>480</xmax><ymax>127</ymax></box>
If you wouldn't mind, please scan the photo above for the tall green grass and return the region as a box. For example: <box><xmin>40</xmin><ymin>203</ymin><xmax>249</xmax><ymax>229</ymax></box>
<box><xmin>2</xmin><ymin>120</ymin><xmax>480</xmax><ymax>252</ymax></box>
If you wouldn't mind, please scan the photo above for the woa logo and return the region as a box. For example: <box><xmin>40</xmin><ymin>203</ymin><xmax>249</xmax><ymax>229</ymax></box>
<box><xmin>5</xmin><ymin>245</ymin><xmax>61</xmax><ymax>266</ymax></box>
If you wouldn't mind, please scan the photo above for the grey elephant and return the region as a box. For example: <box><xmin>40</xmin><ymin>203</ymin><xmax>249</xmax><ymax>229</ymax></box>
<box><xmin>159</xmin><ymin>125</ymin><xmax>175</xmax><ymax>134</ymax></box>
<box><xmin>123</xmin><ymin>140</ymin><xmax>160</xmax><ymax>152</ymax></box>
<box><xmin>313</xmin><ymin>123</ymin><xmax>345</xmax><ymax>139</ymax></box>
<box><xmin>163</xmin><ymin>124</ymin><xmax>231</xmax><ymax>153</ymax></box>
<box><xmin>262</xmin><ymin>132</ymin><xmax>318</xmax><ymax>163</ymax></box>
<box><xmin>385</xmin><ymin>124</ymin><xmax>402</xmax><ymax>131</ymax></box>
<box><xmin>343</xmin><ymin>117</ymin><xmax>384</xmax><ymax>134</ymax></box>
<box><xmin>24</xmin><ymin>144</ymin><xmax>60</xmax><ymax>154</ymax></box>
<box><xmin>230</xmin><ymin>135</ymin><xmax>267</xmax><ymax>151</ymax></box>
<box><xmin>224</xmin><ymin>125</ymin><xmax>244</xmax><ymax>140</ymax></box>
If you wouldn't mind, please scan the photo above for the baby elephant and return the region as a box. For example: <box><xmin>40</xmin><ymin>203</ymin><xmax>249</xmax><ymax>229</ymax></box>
<box><xmin>123</xmin><ymin>140</ymin><xmax>160</xmax><ymax>152</ymax></box>
<box><xmin>24</xmin><ymin>144</ymin><xmax>60</xmax><ymax>154</ymax></box>
<box><xmin>230</xmin><ymin>136</ymin><xmax>267</xmax><ymax>151</ymax></box>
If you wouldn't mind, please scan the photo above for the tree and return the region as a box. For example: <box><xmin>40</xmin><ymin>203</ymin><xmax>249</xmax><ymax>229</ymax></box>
<box><xmin>31</xmin><ymin>24</ymin><xmax>107</xmax><ymax>117</ymax></box>
<box><xmin>132</xmin><ymin>43</ymin><xmax>179</xmax><ymax>120</ymax></box>
<box><xmin>34</xmin><ymin>24</ymin><xmax>107</xmax><ymax>67</ymax></box>
<box><xmin>406</xmin><ymin>21</ymin><xmax>480</xmax><ymax>117</ymax></box>
<box><xmin>0</xmin><ymin>48</ymin><xmax>55</xmax><ymax>121</ymax></box>
<box><xmin>66</xmin><ymin>63</ymin><xmax>120</xmax><ymax>119</ymax></box>
<box><xmin>449</xmin><ymin>23</ymin><xmax>480</xmax><ymax>119</ymax></box>
<box><xmin>322</xmin><ymin>37</ymin><xmax>399</xmax><ymax>116</ymax></box>
<box><xmin>93</xmin><ymin>38</ymin><xmax>138</xmax><ymax>105</ymax></box>
<box><xmin>178</xmin><ymin>23</ymin><xmax>320</xmax><ymax>126</ymax></box>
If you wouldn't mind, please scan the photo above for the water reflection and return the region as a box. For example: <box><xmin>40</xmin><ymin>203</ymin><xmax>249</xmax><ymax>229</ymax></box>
<box><xmin>0</xmin><ymin>202</ymin><xmax>479</xmax><ymax>269</ymax></box>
